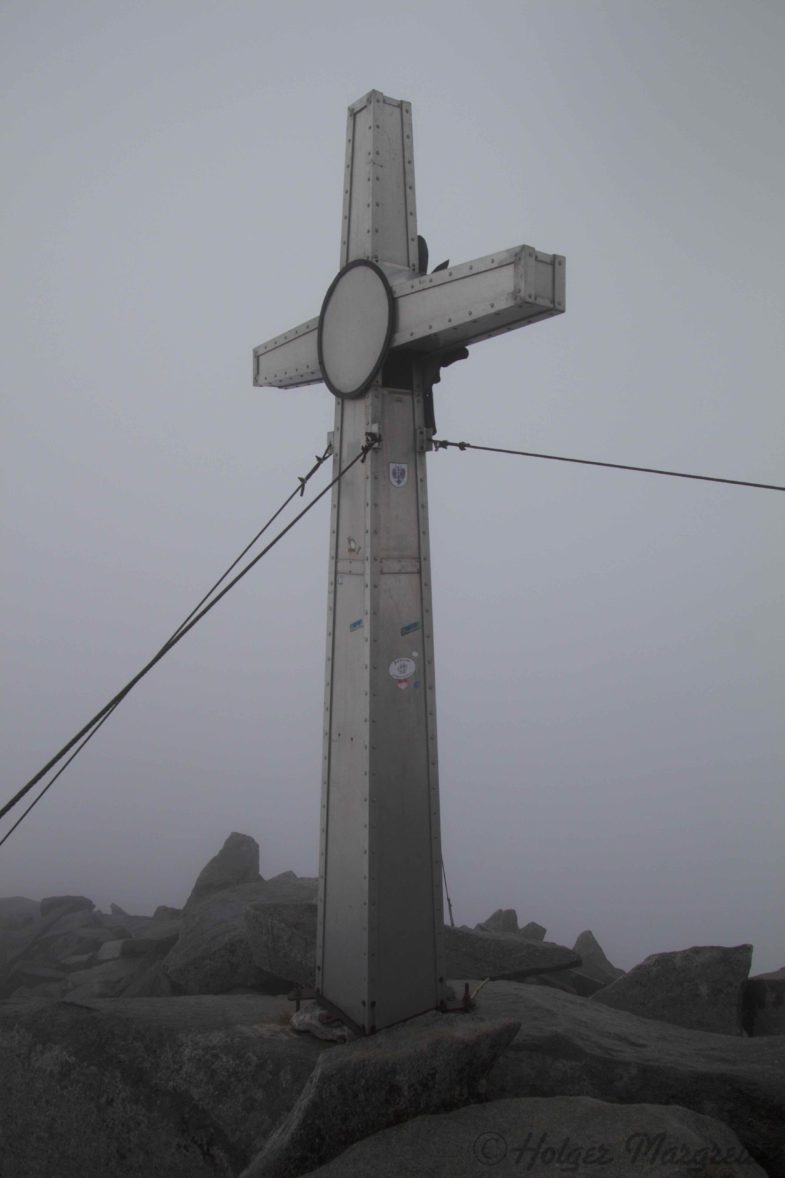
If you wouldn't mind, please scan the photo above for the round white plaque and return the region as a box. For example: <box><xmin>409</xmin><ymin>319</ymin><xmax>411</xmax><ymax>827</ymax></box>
<box><xmin>389</xmin><ymin>657</ymin><xmax>416</xmax><ymax>681</ymax></box>
<box><xmin>318</xmin><ymin>260</ymin><xmax>395</xmax><ymax>398</ymax></box>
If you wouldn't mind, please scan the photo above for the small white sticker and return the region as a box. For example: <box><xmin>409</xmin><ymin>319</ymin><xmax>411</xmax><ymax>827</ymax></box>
<box><xmin>389</xmin><ymin>462</ymin><xmax>408</xmax><ymax>488</ymax></box>
<box><xmin>389</xmin><ymin>657</ymin><xmax>416</xmax><ymax>681</ymax></box>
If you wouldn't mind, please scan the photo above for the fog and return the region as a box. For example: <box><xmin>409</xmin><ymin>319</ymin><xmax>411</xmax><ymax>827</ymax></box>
<box><xmin>2</xmin><ymin>0</ymin><xmax>783</xmax><ymax>974</ymax></box>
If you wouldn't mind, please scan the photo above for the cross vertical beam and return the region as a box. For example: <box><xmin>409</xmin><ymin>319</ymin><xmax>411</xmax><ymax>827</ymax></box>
<box><xmin>317</xmin><ymin>93</ymin><xmax>444</xmax><ymax>1032</ymax></box>
<box><xmin>340</xmin><ymin>91</ymin><xmax>418</xmax><ymax>270</ymax></box>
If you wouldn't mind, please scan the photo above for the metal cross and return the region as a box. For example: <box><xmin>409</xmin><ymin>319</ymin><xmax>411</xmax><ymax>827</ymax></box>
<box><xmin>253</xmin><ymin>90</ymin><xmax>564</xmax><ymax>1033</ymax></box>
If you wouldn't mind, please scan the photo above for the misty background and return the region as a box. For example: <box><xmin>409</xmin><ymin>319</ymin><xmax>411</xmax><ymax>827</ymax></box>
<box><xmin>2</xmin><ymin>0</ymin><xmax>783</xmax><ymax>974</ymax></box>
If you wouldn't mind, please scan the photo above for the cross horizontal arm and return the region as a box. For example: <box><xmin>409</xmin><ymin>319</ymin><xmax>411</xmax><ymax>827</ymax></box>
<box><xmin>391</xmin><ymin>244</ymin><xmax>565</xmax><ymax>355</ymax></box>
<box><xmin>253</xmin><ymin>244</ymin><xmax>564</xmax><ymax>389</ymax></box>
<box><xmin>253</xmin><ymin>316</ymin><xmax>321</xmax><ymax>389</ymax></box>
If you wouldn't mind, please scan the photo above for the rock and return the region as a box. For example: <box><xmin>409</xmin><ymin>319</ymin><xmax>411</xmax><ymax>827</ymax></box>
<box><xmin>444</xmin><ymin>926</ymin><xmax>581</xmax><ymax>981</ymax></box>
<box><xmin>472</xmin><ymin>979</ymin><xmax>785</xmax><ymax>1177</ymax></box>
<box><xmin>5</xmin><ymin>906</ymin><xmax>101</xmax><ymax>961</ymax></box>
<box><xmin>163</xmin><ymin>882</ymin><xmax>270</xmax><ymax>994</ymax></box>
<box><xmin>6</xmin><ymin>984</ymin><xmax>64</xmax><ymax>1002</ymax></box>
<box><xmin>240</xmin><ymin>1013</ymin><xmax>520</xmax><ymax>1178</ymax></box>
<box><xmin>154</xmin><ymin>905</ymin><xmax>183</xmax><ymax>920</ymax></box>
<box><xmin>163</xmin><ymin>877</ymin><xmax>317</xmax><ymax>996</ymax></box>
<box><xmin>8</xmin><ymin>966</ymin><xmax>66</xmax><ymax>995</ymax></box>
<box><xmin>132</xmin><ymin>917</ymin><xmax>181</xmax><ymax>945</ymax></box>
<box><xmin>102</xmin><ymin>923</ymin><xmax>133</xmax><ymax>939</ymax></box>
<box><xmin>520</xmin><ymin>921</ymin><xmax>546</xmax><ymax>940</ymax></box>
<box><xmin>573</xmin><ymin>929</ymin><xmax>624</xmax><ymax>984</ymax></box>
<box><xmin>4</xmin><ymin>974</ymin><xmax>782</xmax><ymax>1177</ymax></box>
<box><xmin>0</xmin><ymin>994</ymin><xmax>326</xmax><ymax>1176</ymax></box>
<box><xmin>477</xmin><ymin>908</ymin><xmax>518</xmax><ymax>933</ymax></box>
<box><xmin>39</xmin><ymin>895</ymin><xmax>94</xmax><ymax>919</ymax></box>
<box><xmin>96</xmin><ymin>940</ymin><xmax>125</xmax><ymax>962</ymax></box>
<box><xmin>120</xmin><ymin>958</ymin><xmax>180</xmax><ymax>997</ymax></box>
<box><xmin>592</xmin><ymin>943</ymin><xmax>752</xmax><ymax>1034</ymax></box>
<box><xmin>99</xmin><ymin>908</ymin><xmax>151</xmax><ymax>935</ymax></box>
<box><xmin>245</xmin><ymin>902</ymin><xmax>317</xmax><ymax>987</ymax></box>
<box><xmin>0</xmin><ymin>896</ymin><xmax>39</xmax><ymax>931</ymax></box>
<box><xmin>48</xmin><ymin>930</ymin><xmax>125</xmax><ymax>969</ymax></box>
<box><xmin>99</xmin><ymin>933</ymin><xmax>179</xmax><ymax>963</ymax></box>
<box><xmin>64</xmin><ymin>958</ymin><xmax>145</xmax><ymax>1000</ymax></box>
<box><xmin>59</xmin><ymin>953</ymin><xmax>96</xmax><ymax>970</ymax></box>
<box><xmin>39</xmin><ymin>907</ymin><xmax>103</xmax><ymax>934</ymax></box>
<box><xmin>125</xmin><ymin>933</ymin><xmax>179</xmax><ymax>957</ymax></box>
<box><xmin>185</xmin><ymin>832</ymin><xmax>262</xmax><ymax>909</ymax></box>
<box><xmin>744</xmin><ymin>967</ymin><xmax>785</xmax><ymax>1037</ymax></box>
<box><xmin>27</xmin><ymin>918</ymin><xmax>121</xmax><ymax>964</ymax></box>
<box><xmin>256</xmin><ymin>872</ymin><xmax>318</xmax><ymax>905</ymax></box>
<box><xmin>109</xmin><ymin>902</ymin><xmax>129</xmax><ymax>918</ymax></box>
<box><xmin>303</xmin><ymin>1095</ymin><xmax>768</xmax><ymax>1177</ymax></box>
<box><xmin>523</xmin><ymin>969</ymin><xmax>605</xmax><ymax>997</ymax></box>
<box><xmin>0</xmin><ymin>907</ymin><xmax>117</xmax><ymax>998</ymax></box>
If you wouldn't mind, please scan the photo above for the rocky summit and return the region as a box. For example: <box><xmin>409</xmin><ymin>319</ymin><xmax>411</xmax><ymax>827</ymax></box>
<box><xmin>1</xmin><ymin>832</ymin><xmax>782</xmax><ymax>1178</ymax></box>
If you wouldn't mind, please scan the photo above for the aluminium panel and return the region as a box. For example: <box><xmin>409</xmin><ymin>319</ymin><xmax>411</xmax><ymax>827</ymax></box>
<box><xmin>253</xmin><ymin>318</ymin><xmax>320</xmax><ymax>388</ymax></box>
<box><xmin>515</xmin><ymin>246</ymin><xmax>566</xmax><ymax>309</ymax></box>
<box><xmin>369</xmin><ymin>568</ymin><xmax>443</xmax><ymax>1025</ymax></box>
<box><xmin>389</xmin><ymin>245</ymin><xmax>565</xmax><ymax>356</ymax></box>
<box><xmin>317</xmin><ymin>394</ymin><xmax>373</xmax><ymax>1023</ymax></box>
<box><xmin>342</xmin><ymin>91</ymin><xmax>418</xmax><ymax>271</ymax></box>
<box><xmin>366</xmin><ymin>378</ymin><xmax>445</xmax><ymax>1028</ymax></box>
<box><xmin>317</xmin><ymin>376</ymin><xmax>444</xmax><ymax>1032</ymax></box>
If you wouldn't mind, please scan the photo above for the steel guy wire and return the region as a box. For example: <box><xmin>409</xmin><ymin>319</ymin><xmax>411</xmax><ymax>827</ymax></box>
<box><xmin>0</xmin><ymin>440</ymin><xmax>373</xmax><ymax>843</ymax></box>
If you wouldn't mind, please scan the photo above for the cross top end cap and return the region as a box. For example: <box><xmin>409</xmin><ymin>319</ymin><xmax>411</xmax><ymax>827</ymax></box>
<box><xmin>317</xmin><ymin>260</ymin><xmax>395</xmax><ymax>399</ymax></box>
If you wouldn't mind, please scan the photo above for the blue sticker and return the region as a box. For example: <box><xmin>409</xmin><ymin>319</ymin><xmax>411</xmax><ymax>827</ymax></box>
<box><xmin>350</xmin><ymin>618</ymin><xmax>363</xmax><ymax>632</ymax></box>
<box><xmin>400</xmin><ymin>621</ymin><xmax>420</xmax><ymax>636</ymax></box>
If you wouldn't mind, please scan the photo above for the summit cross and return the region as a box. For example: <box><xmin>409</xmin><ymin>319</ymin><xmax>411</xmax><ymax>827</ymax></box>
<box><xmin>253</xmin><ymin>89</ymin><xmax>564</xmax><ymax>1033</ymax></box>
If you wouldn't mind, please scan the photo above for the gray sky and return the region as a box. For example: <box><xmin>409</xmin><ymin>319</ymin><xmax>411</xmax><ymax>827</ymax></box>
<box><xmin>2</xmin><ymin>0</ymin><xmax>783</xmax><ymax>974</ymax></box>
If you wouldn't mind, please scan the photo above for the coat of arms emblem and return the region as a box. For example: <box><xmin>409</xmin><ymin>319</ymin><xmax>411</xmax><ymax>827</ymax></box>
<box><xmin>389</xmin><ymin>462</ymin><xmax>408</xmax><ymax>488</ymax></box>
